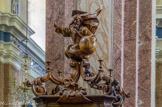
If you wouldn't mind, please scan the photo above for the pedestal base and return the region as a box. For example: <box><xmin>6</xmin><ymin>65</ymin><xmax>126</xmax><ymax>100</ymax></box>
<box><xmin>33</xmin><ymin>95</ymin><xmax>119</xmax><ymax>107</ymax></box>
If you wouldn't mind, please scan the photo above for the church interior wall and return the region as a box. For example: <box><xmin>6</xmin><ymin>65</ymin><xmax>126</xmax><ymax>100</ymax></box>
<box><xmin>157</xmin><ymin>0</ymin><xmax>162</xmax><ymax>5</ymax></box>
<box><xmin>19</xmin><ymin>0</ymin><xmax>27</xmax><ymax>23</ymax></box>
<box><xmin>0</xmin><ymin>0</ymin><xmax>11</xmax><ymax>13</ymax></box>
<box><xmin>0</xmin><ymin>1</ymin><xmax>45</xmax><ymax>106</ymax></box>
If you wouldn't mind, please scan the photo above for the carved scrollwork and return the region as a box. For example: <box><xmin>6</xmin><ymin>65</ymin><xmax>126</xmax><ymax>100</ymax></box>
<box><xmin>26</xmin><ymin>79</ymin><xmax>46</xmax><ymax>96</ymax></box>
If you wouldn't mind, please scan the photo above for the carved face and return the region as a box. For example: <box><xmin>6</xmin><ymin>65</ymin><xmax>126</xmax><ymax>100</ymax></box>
<box><xmin>74</xmin><ymin>15</ymin><xmax>81</xmax><ymax>25</ymax></box>
<box><xmin>71</xmin><ymin>15</ymin><xmax>82</xmax><ymax>30</ymax></box>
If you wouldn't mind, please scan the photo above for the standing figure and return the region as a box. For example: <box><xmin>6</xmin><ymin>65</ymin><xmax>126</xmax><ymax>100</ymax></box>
<box><xmin>12</xmin><ymin>0</ymin><xmax>19</xmax><ymax>14</ymax></box>
<box><xmin>54</xmin><ymin>7</ymin><xmax>102</xmax><ymax>62</ymax></box>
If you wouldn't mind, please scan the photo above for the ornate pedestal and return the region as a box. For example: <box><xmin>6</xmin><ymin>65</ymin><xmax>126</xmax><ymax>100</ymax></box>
<box><xmin>34</xmin><ymin>95</ymin><xmax>119</xmax><ymax>107</ymax></box>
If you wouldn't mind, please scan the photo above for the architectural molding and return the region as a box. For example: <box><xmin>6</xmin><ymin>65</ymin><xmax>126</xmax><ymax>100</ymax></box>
<box><xmin>0</xmin><ymin>30</ymin><xmax>45</xmax><ymax>74</ymax></box>
<box><xmin>156</xmin><ymin>5</ymin><xmax>162</xmax><ymax>27</ymax></box>
<box><xmin>157</xmin><ymin>5</ymin><xmax>162</xmax><ymax>14</ymax></box>
<box><xmin>28</xmin><ymin>67</ymin><xmax>43</xmax><ymax>78</ymax></box>
<box><xmin>0</xmin><ymin>11</ymin><xmax>45</xmax><ymax>75</ymax></box>
<box><xmin>0</xmin><ymin>40</ymin><xmax>21</xmax><ymax>69</ymax></box>
<box><xmin>0</xmin><ymin>40</ymin><xmax>43</xmax><ymax>78</ymax></box>
<box><xmin>23</xmin><ymin>38</ymin><xmax>45</xmax><ymax>64</ymax></box>
<box><xmin>0</xmin><ymin>11</ymin><xmax>34</xmax><ymax>40</ymax></box>
<box><xmin>17</xmin><ymin>38</ymin><xmax>45</xmax><ymax>73</ymax></box>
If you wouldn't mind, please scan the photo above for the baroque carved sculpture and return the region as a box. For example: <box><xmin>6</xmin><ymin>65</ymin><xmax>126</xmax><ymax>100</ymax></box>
<box><xmin>26</xmin><ymin>7</ymin><xmax>130</xmax><ymax>106</ymax></box>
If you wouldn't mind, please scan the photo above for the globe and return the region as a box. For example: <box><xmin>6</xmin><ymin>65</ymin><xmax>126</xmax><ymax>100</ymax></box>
<box><xmin>79</xmin><ymin>36</ymin><xmax>97</xmax><ymax>55</ymax></box>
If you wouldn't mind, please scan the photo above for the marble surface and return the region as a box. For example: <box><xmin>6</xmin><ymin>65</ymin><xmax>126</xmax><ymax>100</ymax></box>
<box><xmin>46</xmin><ymin>0</ymin><xmax>66</xmax><ymax>94</ymax></box>
<box><xmin>138</xmin><ymin>0</ymin><xmax>152</xmax><ymax>106</ymax></box>
<box><xmin>113</xmin><ymin>0</ymin><xmax>122</xmax><ymax>81</ymax></box>
<box><xmin>64</xmin><ymin>0</ymin><xmax>74</xmax><ymax>78</ymax></box>
<box><xmin>77</xmin><ymin>0</ymin><xmax>113</xmax><ymax>75</ymax></box>
<box><xmin>77</xmin><ymin>0</ymin><xmax>113</xmax><ymax>95</ymax></box>
<box><xmin>123</xmin><ymin>0</ymin><xmax>137</xmax><ymax>106</ymax></box>
<box><xmin>46</xmin><ymin>0</ymin><xmax>74</xmax><ymax>94</ymax></box>
<box><xmin>113</xmin><ymin>0</ymin><xmax>153</xmax><ymax>106</ymax></box>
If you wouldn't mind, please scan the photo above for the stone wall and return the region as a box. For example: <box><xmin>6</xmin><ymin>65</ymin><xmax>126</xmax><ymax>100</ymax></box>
<box><xmin>156</xmin><ymin>62</ymin><xmax>162</xmax><ymax>107</ymax></box>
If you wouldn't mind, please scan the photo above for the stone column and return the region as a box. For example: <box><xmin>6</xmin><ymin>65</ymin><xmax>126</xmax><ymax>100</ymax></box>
<box><xmin>113</xmin><ymin>0</ymin><xmax>122</xmax><ymax>81</ymax></box>
<box><xmin>46</xmin><ymin>0</ymin><xmax>73</xmax><ymax>94</ymax></box>
<box><xmin>113</xmin><ymin>0</ymin><xmax>155</xmax><ymax>106</ymax></box>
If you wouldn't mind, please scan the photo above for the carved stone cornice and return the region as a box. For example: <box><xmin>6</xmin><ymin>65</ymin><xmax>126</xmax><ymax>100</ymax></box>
<box><xmin>0</xmin><ymin>40</ymin><xmax>43</xmax><ymax>77</ymax></box>
<box><xmin>0</xmin><ymin>40</ymin><xmax>21</xmax><ymax>69</ymax></box>
<box><xmin>157</xmin><ymin>5</ymin><xmax>162</xmax><ymax>14</ymax></box>
<box><xmin>156</xmin><ymin>5</ymin><xmax>162</xmax><ymax>27</ymax></box>
<box><xmin>0</xmin><ymin>11</ymin><xmax>45</xmax><ymax>75</ymax></box>
<box><xmin>0</xmin><ymin>11</ymin><xmax>35</xmax><ymax>40</ymax></box>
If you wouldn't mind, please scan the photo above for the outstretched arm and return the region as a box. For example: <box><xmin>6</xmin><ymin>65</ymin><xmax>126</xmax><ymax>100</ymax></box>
<box><xmin>53</xmin><ymin>21</ymin><xmax>70</xmax><ymax>37</ymax></box>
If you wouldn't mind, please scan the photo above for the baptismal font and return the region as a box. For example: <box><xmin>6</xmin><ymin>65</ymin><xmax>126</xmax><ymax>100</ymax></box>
<box><xmin>26</xmin><ymin>7</ymin><xmax>130</xmax><ymax>107</ymax></box>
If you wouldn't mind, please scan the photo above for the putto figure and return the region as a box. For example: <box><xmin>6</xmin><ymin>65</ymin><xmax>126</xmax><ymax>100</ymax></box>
<box><xmin>54</xmin><ymin>8</ymin><xmax>102</xmax><ymax>62</ymax></box>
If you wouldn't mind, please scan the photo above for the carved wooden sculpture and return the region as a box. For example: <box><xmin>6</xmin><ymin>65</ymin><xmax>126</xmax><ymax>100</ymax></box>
<box><xmin>26</xmin><ymin>7</ymin><xmax>130</xmax><ymax>106</ymax></box>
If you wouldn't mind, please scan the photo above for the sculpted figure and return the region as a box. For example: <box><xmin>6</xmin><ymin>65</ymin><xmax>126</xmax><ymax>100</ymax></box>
<box><xmin>54</xmin><ymin>8</ymin><xmax>102</xmax><ymax>62</ymax></box>
<box><xmin>26</xmin><ymin>7</ymin><xmax>129</xmax><ymax>106</ymax></box>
